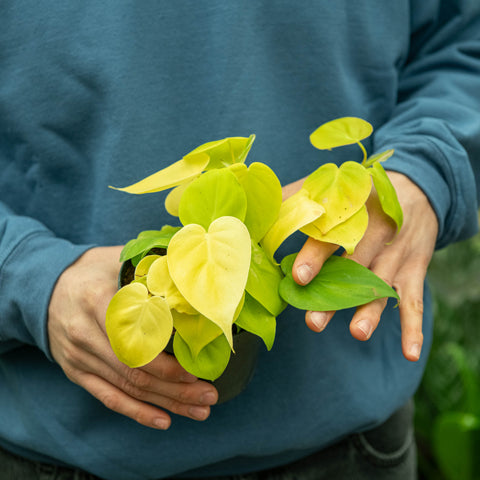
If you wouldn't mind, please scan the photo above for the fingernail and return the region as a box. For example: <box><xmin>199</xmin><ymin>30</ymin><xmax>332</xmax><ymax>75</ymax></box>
<box><xmin>308</xmin><ymin>311</ymin><xmax>328</xmax><ymax>331</ymax></box>
<box><xmin>153</xmin><ymin>418</ymin><xmax>170</xmax><ymax>430</ymax></box>
<box><xmin>200</xmin><ymin>391</ymin><xmax>217</xmax><ymax>405</ymax></box>
<box><xmin>356</xmin><ymin>319</ymin><xmax>372</xmax><ymax>339</ymax></box>
<box><xmin>408</xmin><ymin>343</ymin><xmax>421</xmax><ymax>360</ymax></box>
<box><xmin>189</xmin><ymin>406</ymin><xmax>209</xmax><ymax>421</ymax></box>
<box><xmin>297</xmin><ymin>264</ymin><xmax>313</xmax><ymax>285</ymax></box>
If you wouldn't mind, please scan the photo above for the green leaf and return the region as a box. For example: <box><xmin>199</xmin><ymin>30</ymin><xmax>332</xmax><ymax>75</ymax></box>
<box><xmin>235</xmin><ymin>293</ymin><xmax>276</xmax><ymax>351</ymax></box>
<box><xmin>119</xmin><ymin>226</ymin><xmax>180</xmax><ymax>264</ymax></box>
<box><xmin>246</xmin><ymin>241</ymin><xmax>286</xmax><ymax>316</ymax></box>
<box><xmin>368</xmin><ymin>161</ymin><xmax>403</xmax><ymax>232</ymax></box>
<box><xmin>433</xmin><ymin>412</ymin><xmax>480</xmax><ymax>480</ymax></box>
<box><xmin>234</xmin><ymin>162</ymin><xmax>283</xmax><ymax>242</ymax></box>
<box><xmin>301</xmin><ymin>205</ymin><xmax>368</xmax><ymax>255</ymax></box>
<box><xmin>134</xmin><ymin>254</ymin><xmax>161</xmax><ymax>280</ymax></box>
<box><xmin>188</xmin><ymin>135</ymin><xmax>255</xmax><ymax>170</ymax></box>
<box><xmin>110</xmin><ymin>152</ymin><xmax>209</xmax><ymax>194</ymax></box>
<box><xmin>167</xmin><ymin>216</ymin><xmax>251</xmax><ymax>348</ymax></box>
<box><xmin>261</xmin><ymin>189</ymin><xmax>325</xmax><ymax>259</ymax></box>
<box><xmin>279</xmin><ymin>254</ymin><xmax>399</xmax><ymax>311</ymax></box>
<box><xmin>178</xmin><ymin>168</ymin><xmax>247</xmax><ymax>229</ymax></box>
<box><xmin>310</xmin><ymin>117</ymin><xmax>373</xmax><ymax>150</ymax></box>
<box><xmin>302</xmin><ymin>162</ymin><xmax>372</xmax><ymax>234</ymax></box>
<box><xmin>172</xmin><ymin>311</ymin><xmax>223</xmax><ymax>359</ymax></box>
<box><xmin>173</xmin><ymin>331</ymin><xmax>231</xmax><ymax>381</ymax></box>
<box><xmin>364</xmin><ymin>148</ymin><xmax>394</xmax><ymax>168</ymax></box>
<box><xmin>106</xmin><ymin>283</ymin><xmax>173</xmax><ymax>368</ymax></box>
<box><xmin>146</xmin><ymin>256</ymin><xmax>197</xmax><ymax>314</ymax></box>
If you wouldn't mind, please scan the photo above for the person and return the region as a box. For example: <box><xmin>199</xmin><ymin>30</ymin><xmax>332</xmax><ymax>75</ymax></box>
<box><xmin>0</xmin><ymin>2</ymin><xmax>479</xmax><ymax>479</ymax></box>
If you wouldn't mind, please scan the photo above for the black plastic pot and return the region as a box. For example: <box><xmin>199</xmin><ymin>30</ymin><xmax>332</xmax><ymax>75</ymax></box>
<box><xmin>118</xmin><ymin>258</ymin><xmax>261</xmax><ymax>404</ymax></box>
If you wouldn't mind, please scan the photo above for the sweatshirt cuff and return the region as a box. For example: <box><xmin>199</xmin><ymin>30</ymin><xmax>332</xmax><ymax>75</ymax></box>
<box><xmin>0</xmin><ymin>231</ymin><xmax>93</xmax><ymax>360</ymax></box>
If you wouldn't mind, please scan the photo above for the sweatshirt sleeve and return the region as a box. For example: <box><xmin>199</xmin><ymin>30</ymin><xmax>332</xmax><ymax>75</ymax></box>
<box><xmin>0</xmin><ymin>201</ymin><xmax>93</xmax><ymax>359</ymax></box>
<box><xmin>373</xmin><ymin>1</ymin><xmax>480</xmax><ymax>248</ymax></box>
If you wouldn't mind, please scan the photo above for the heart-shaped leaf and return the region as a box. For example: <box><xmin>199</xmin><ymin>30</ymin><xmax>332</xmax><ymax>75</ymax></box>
<box><xmin>261</xmin><ymin>190</ymin><xmax>325</xmax><ymax>259</ymax></box>
<box><xmin>110</xmin><ymin>152</ymin><xmax>209</xmax><ymax>194</ymax></box>
<box><xmin>179</xmin><ymin>168</ymin><xmax>247</xmax><ymax>229</ymax></box>
<box><xmin>106</xmin><ymin>283</ymin><xmax>173</xmax><ymax>368</ymax></box>
<box><xmin>167</xmin><ymin>216</ymin><xmax>251</xmax><ymax>347</ymax></box>
<box><xmin>368</xmin><ymin>161</ymin><xmax>403</xmax><ymax>232</ymax></box>
<box><xmin>310</xmin><ymin>117</ymin><xmax>373</xmax><ymax>150</ymax></box>
<box><xmin>246</xmin><ymin>241</ymin><xmax>286</xmax><ymax>316</ymax></box>
<box><xmin>119</xmin><ymin>226</ymin><xmax>180</xmax><ymax>264</ymax></box>
<box><xmin>279</xmin><ymin>254</ymin><xmax>399</xmax><ymax>311</ymax></box>
<box><xmin>147</xmin><ymin>256</ymin><xmax>197</xmax><ymax>314</ymax></box>
<box><xmin>235</xmin><ymin>293</ymin><xmax>276</xmax><ymax>351</ymax></box>
<box><xmin>301</xmin><ymin>205</ymin><xmax>368</xmax><ymax>255</ymax></box>
<box><xmin>172</xmin><ymin>311</ymin><xmax>223</xmax><ymax>359</ymax></box>
<box><xmin>164</xmin><ymin>180</ymin><xmax>195</xmax><ymax>217</ymax></box>
<box><xmin>235</xmin><ymin>162</ymin><xmax>283</xmax><ymax>242</ymax></box>
<box><xmin>302</xmin><ymin>162</ymin><xmax>372</xmax><ymax>234</ymax></box>
<box><xmin>173</xmin><ymin>331</ymin><xmax>231</xmax><ymax>381</ymax></box>
<box><xmin>134</xmin><ymin>254</ymin><xmax>161</xmax><ymax>280</ymax></box>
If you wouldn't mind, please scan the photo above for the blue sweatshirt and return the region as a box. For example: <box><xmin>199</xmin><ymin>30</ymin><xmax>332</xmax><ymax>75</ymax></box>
<box><xmin>0</xmin><ymin>2</ymin><xmax>479</xmax><ymax>479</ymax></box>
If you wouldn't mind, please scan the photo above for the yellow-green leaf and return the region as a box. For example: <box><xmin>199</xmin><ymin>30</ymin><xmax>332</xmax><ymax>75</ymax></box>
<box><xmin>167</xmin><ymin>216</ymin><xmax>251</xmax><ymax>348</ymax></box>
<box><xmin>172</xmin><ymin>311</ymin><xmax>223</xmax><ymax>359</ymax></box>
<box><xmin>164</xmin><ymin>181</ymin><xmax>194</xmax><ymax>217</ymax></box>
<box><xmin>368</xmin><ymin>161</ymin><xmax>403</xmax><ymax>232</ymax></box>
<box><xmin>106</xmin><ymin>283</ymin><xmax>173</xmax><ymax>368</ymax></box>
<box><xmin>364</xmin><ymin>148</ymin><xmax>394</xmax><ymax>168</ymax></box>
<box><xmin>235</xmin><ymin>293</ymin><xmax>276</xmax><ymax>351</ymax></box>
<box><xmin>109</xmin><ymin>152</ymin><xmax>209</xmax><ymax>194</ymax></box>
<box><xmin>134</xmin><ymin>254</ymin><xmax>161</xmax><ymax>281</ymax></box>
<box><xmin>302</xmin><ymin>161</ymin><xmax>372</xmax><ymax>234</ymax></box>
<box><xmin>261</xmin><ymin>189</ymin><xmax>325</xmax><ymax>259</ymax></box>
<box><xmin>310</xmin><ymin>117</ymin><xmax>373</xmax><ymax>150</ymax></box>
<box><xmin>235</xmin><ymin>162</ymin><xmax>283</xmax><ymax>242</ymax></box>
<box><xmin>178</xmin><ymin>168</ymin><xmax>247</xmax><ymax>229</ymax></box>
<box><xmin>146</xmin><ymin>256</ymin><xmax>197</xmax><ymax>314</ymax></box>
<box><xmin>301</xmin><ymin>204</ymin><xmax>368</xmax><ymax>255</ymax></box>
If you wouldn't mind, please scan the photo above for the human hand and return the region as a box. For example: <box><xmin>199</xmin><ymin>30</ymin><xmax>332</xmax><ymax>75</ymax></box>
<box><xmin>284</xmin><ymin>171</ymin><xmax>438</xmax><ymax>361</ymax></box>
<box><xmin>48</xmin><ymin>246</ymin><xmax>218</xmax><ymax>430</ymax></box>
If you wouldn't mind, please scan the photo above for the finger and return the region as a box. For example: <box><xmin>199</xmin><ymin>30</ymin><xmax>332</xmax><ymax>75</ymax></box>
<box><xmin>141</xmin><ymin>352</ymin><xmax>198</xmax><ymax>383</ymax></box>
<box><xmin>305</xmin><ymin>310</ymin><xmax>335</xmax><ymax>332</ymax></box>
<box><xmin>395</xmin><ymin>259</ymin><xmax>427</xmax><ymax>362</ymax></box>
<box><xmin>349</xmin><ymin>298</ymin><xmax>388</xmax><ymax>341</ymax></box>
<box><xmin>292</xmin><ymin>237</ymin><xmax>339</xmax><ymax>285</ymax></box>
<box><xmin>79</xmin><ymin>372</ymin><xmax>172</xmax><ymax>430</ymax></box>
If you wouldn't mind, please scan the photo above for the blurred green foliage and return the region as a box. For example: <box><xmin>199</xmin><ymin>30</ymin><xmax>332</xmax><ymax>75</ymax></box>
<box><xmin>415</xmin><ymin>225</ymin><xmax>480</xmax><ymax>479</ymax></box>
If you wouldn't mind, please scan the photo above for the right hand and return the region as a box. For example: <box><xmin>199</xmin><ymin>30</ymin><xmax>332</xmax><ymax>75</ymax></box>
<box><xmin>48</xmin><ymin>246</ymin><xmax>218</xmax><ymax>430</ymax></box>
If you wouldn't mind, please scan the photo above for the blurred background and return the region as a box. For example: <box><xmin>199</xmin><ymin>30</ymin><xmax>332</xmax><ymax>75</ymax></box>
<box><xmin>415</xmin><ymin>213</ymin><xmax>480</xmax><ymax>480</ymax></box>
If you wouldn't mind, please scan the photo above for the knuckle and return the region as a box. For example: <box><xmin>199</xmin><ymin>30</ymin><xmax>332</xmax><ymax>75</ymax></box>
<box><xmin>404</xmin><ymin>297</ymin><xmax>424</xmax><ymax>316</ymax></box>
<box><xmin>100</xmin><ymin>392</ymin><xmax>120</xmax><ymax>413</ymax></box>
<box><xmin>121</xmin><ymin>378</ymin><xmax>146</xmax><ymax>400</ymax></box>
<box><xmin>127</xmin><ymin>368</ymin><xmax>151</xmax><ymax>390</ymax></box>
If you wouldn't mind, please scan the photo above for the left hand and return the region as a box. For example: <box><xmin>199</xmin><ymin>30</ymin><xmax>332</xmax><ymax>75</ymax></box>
<box><xmin>284</xmin><ymin>171</ymin><xmax>438</xmax><ymax>361</ymax></box>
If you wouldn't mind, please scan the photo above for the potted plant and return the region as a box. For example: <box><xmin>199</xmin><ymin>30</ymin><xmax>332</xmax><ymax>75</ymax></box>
<box><xmin>106</xmin><ymin>117</ymin><xmax>402</xmax><ymax>402</ymax></box>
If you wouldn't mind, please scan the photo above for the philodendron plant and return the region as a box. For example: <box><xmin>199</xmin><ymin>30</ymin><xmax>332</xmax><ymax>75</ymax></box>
<box><xmin>106</xmin><ymin>117</ymin><xmax>402</xmax><ymax>381</ymax></box>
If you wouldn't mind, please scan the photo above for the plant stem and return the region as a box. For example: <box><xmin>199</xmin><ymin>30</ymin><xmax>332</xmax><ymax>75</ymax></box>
<box><xmin>357</xmin><ymin>141</ymin><xmax>367</xmax><ymax>164</ymax></box>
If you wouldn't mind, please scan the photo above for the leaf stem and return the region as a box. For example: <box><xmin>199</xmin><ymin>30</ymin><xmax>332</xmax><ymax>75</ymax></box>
<box><xmin>357</xmin><ymin>141</ymin><xmax>368</xmax><ymax>164</ymax></box>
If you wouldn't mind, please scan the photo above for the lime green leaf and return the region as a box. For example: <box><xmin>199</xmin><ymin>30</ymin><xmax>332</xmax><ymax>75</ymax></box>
<box><xmin>246</xmin><ymin>241</ymin><xmax>286</xmax><ymax>316</ymax></box>
<box><xmin>119</xmin><ymin>226</ymin><xmax>180</xmax><ymax>264</ymax></box>
<box><xmin>364</xmin><ymin>148</ymin><xmax>394</xmax><ymax>168</ymax></box>
<box><xmin>172</xmin><ymin>311</ymin><xmax>223</xmax><ymax>359</ymax></box>
<box><xmin>134</xmin><ymin>254</ymin><xmax>161</xmax><ymax>280</ymax></box>
<box><xmin>368</xmin><ymin>161</ymin><xmax>403</xmax><ymax>232</ymax></box>
<box><xmin>310</xmin><ymin>117</ymin><xmax>373</xmax><ymax>150</ymax></box>
<box><xmin>106</xmin><ymin>283</ymin><xmax>173</xmax><ymax>368</ymax></box>
<box><xmin>279</xmin><ymin>254</ymin><xmax>399</xmax><ymax>311</ymax></box>
<box><xmin>110</xmin><ymin>152</ymin><xmax>209</xmax><ymax>194</ymax></box>
<box><xmin>173</xmin><ymin>331</ymin><xmax>231</xmax><ymax>381</ymax></box>
<box><xmin>301</xmin><ymin>205</ymin><xmax>368</xmax><ymax>255</ymax></box>
<box><xmin>302</xmin><ymin>162</ymin><xmax>372</xmax><ymax>234</ymax></box>
<box><xmin>261</xmin><ymin>190</ymin><xmax>325</xmax><ymax>259</ymax></box>
<box><xmin>146</xmin><ymin>256</ymin><xmax>197</xmax><ymax>314</ymax></box>
<box><xmin>235</xmin><ymin>293</ymin><xmax>276</xmax><ymax>351</ymax></box>
<box><xmin>187</xmin><ymin>135</ymin><xmax>255</xmax><ymax>170</ymax></box>
<box><xmin>235</xmin><ymin>162</ymin><xmax>283</xmax><ymax>242</ymax></box>
<box><xmin>178</xmin><ymin>168</ymin><xmax>247</xmax><ymax>229</ymax></box>
<box><xmin>167</xmin><ymin>216</ymin><xmax>251</xmax><ymax>348</ymax></box>
<box><xmin>164</xmin><ymin>181</ymin><xmax>195</xmax><ymax>217</ymax></box>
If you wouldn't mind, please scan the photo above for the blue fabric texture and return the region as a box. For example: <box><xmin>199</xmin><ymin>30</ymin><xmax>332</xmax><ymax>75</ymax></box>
<box><xmin>0</xmin><ymin>2</ymin><xmax>479</xmax><ymax>479</ymax></box>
